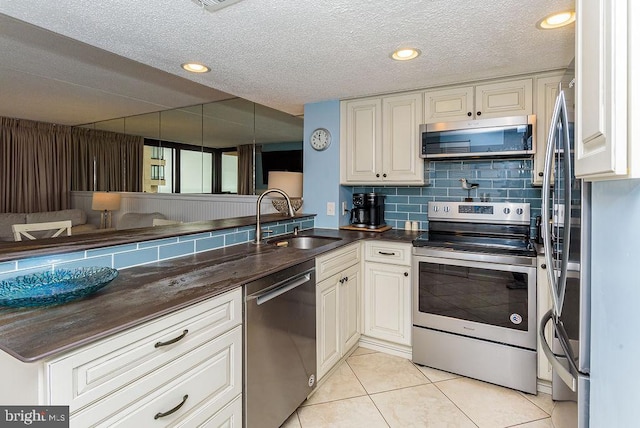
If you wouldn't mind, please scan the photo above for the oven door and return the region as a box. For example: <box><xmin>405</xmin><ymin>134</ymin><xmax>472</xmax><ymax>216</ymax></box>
<box><xmin>413</xmin><ymin>253</ymin><xmax>537</xmax><ymax>350</ymax></box>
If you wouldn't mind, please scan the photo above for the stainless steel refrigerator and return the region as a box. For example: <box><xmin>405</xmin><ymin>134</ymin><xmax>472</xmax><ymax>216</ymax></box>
<box><xmin>539</xmin><ymin>61</ymin><xmax>591</xmax><ymax>428</ymax></box>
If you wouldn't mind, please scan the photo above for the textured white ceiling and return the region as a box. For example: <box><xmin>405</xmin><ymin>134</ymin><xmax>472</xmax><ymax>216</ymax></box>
<box><xmin>0</xmin><ymin>0</ymin><xmax>574</xmax><ymax>123</ymax></box>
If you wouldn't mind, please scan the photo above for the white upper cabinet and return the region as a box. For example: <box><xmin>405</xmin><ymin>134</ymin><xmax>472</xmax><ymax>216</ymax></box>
<box><xmin>533</xmin><ymin>73</ymin><xmax>564</xmax><ymax>186</ymax></box>
<box><xmin>575</xmin><ymin>0</ymin><xmax>639</xmax><ymax>180</ymax></box>
<box><xmin>341</xmin><ymin>98</ymin><xmax>382</xmax><ymax>183</ymax></box>
<box><xmin>382</xmin><ymin>93</ymin><xmax>424</xmax><ymax>183</ymax></box>
<box><xmin>423</xmin><ymin>78</ymin><xmax>532</xmax><ymax>123</ymax></box>
<box><xmin>474</xmin><ymin>79</ymin><xmax>533</xmax><ymax>119</ymax></box>
<box><xmin>341</xmin><ymin>93</ymin><xmax>424</xmax><ymax>185</ymax></box>
<box><xmin>423</xmin><ymin>86</ymin><xmax>474</xmax><ymax>122</ymax></box>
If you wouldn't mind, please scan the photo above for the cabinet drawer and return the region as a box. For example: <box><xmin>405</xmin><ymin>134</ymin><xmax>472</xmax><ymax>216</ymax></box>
<box><xmin>364</xmin><ymin>241</ymin><xmax>411</xmax><ymax>266</ymax></box>
<box><xmin>47</xmin><ymin>289</ymin><xmax>242</xmax><ymax>413</ymax></box>
<box><xmin>71</xmin><ymin>326</ymin><xmax>242</xmax><ymax>427</ymax></box>
<box><xmin>172</xmin><ymin>394</ymin><xmax>242</xmax><ymax>428</ymax></box>
<box><xmin>316</xmin><ymin>242</ymin><xmax>360</xmax><ymax>282</ymax></box>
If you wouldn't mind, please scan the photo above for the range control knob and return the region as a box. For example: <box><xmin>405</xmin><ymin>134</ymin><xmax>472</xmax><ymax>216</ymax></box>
<box><xmin>503</xmin><ymin>207</ymin><xmax>511</xmax><ymax>215</ymax></box>
<box><xmin>516</xmin><ymin>208</ymin><xmax>524</xmax><ymax>215</ymax></box>
<box><xmin>443</xmin><ymin>206</ymin><xmax>450</xmax><ymax>213</ymax></box>
<box><xmin>433</xmin><ymin>206</ymin><xmax>439</xmax><ymax>212</ymax></box>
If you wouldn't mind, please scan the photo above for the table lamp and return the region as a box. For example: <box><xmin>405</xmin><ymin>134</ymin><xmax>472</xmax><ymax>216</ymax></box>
<box><xmin>267</xmin><ymin>171</ymin><xmax>303</xmax><ymax>215</ymax></box>
<box><xmin>92</xmin><ymin>192</ymin><xmax>122</xmax><ymax>229</ymax></box>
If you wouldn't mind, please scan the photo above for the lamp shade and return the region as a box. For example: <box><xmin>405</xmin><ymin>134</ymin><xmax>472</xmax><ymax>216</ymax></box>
<box><xmin>267</xmin><ymin>171</ymin><xmax>303</xmax><ymax>198</ymax></box>
<box><xmin>91</xmin><ymin>192</ymin><xmax>122</xmax><ymax>211</ymax></box>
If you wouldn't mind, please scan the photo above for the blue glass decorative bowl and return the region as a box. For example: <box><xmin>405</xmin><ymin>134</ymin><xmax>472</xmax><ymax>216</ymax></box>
<box><xmin>0</xmin><ymin>267</ymin><xmax>118</xmax><ymax>308</ymax></box>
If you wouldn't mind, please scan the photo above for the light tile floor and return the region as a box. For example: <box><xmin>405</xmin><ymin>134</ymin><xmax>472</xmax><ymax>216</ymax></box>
<box><xmin>282</xmin><ymin>347</ymin><xmax>577</xmax><ymax>428</ymax></box>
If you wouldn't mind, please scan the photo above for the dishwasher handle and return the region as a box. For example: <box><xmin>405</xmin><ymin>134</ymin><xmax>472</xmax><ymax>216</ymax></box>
<box><xmin>254</xmin><ymin>272</ymin><xmax>312</xmax><ymax>306</ymax></box>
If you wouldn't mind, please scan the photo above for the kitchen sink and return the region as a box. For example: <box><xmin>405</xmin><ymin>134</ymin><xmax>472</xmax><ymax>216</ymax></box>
<box><xmin>266</xmin><ymin>235</ymin><xmax>342</xmax><ymax>250</ymax></box>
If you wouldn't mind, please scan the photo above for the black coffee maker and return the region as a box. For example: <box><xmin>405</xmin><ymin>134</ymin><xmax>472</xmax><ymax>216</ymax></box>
<box><xmin>350</xmin><ymin>193</ymin><xmax>385</xmax><ymax>229</ymax></box>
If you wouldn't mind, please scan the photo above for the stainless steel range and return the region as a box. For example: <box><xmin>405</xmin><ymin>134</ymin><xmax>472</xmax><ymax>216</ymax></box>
<box><xmin>412</xmin><ymin>201</ymin><xmax>538</xmax><ymax>394</ymax></box>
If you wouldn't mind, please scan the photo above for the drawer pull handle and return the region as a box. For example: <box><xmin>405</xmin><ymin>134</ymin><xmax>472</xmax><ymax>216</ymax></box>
<box><xmin>154</xmin><ymin>394</ymin><xmax>188</xmax><ymax>419</ymax></box>
<box><xmin>155</xmin><ymin>329</ymin><xmax>189</xmax><ymax>348</ymax></box>
<box><xmin>378</xmin><ymin>251</ymin><xmax>396</xmax><ymax>256</ymax></box>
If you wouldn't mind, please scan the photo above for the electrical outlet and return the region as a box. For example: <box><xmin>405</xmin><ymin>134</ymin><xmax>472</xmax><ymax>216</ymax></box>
<box><xmin>553</xmin><ymin>203</ymin><xmax>565</xmax><ymax>225</ymax></box>
<box><xmin>326</xmin><ymin>202</ymin><xmax>335</xmax><ymax>216</ymax></box>
<box><xmin>342</xmin><ymin>201</ymin><xmax>348</xmax><ymax>215</ymax></box>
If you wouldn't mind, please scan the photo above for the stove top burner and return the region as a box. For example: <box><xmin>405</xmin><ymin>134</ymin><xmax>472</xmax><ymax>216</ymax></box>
<box><xmin>413</xmin><ymin>202</ymin><xmax>537</xmax><ymax>258</ymax></box>
<box><xmin>412</xmin><ymin>233</ymin><xmax>537</xmax><ymax>257</ymax></box>
<box><xmin>412</xmin><ymin>223</ymin><xmax>537</xmax><ymax>258</ymax></box>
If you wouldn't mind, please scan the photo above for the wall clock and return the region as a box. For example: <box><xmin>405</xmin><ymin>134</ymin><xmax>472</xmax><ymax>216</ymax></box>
<box><xmin>310</xmin><ymin>128</ymin><xmax>331</xmax><ymax>151</ymax></box>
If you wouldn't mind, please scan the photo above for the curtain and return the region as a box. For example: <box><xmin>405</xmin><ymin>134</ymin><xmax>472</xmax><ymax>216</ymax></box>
<box><xmin>71</xmin><ymin>128</ymin><xmax>143</xmax><ymax>192</ymax></box>
<box><xmin>237</xmin><ymin>144</ymin><xmax>254</xmax><ymax>195</ymax></box>
<box><xmin>0</xmin><ymin>117</ymin><xmax>72</xmax><ymax>213</ymax></box>
<box><xmin>0</xmin><ymin>116</ymin><xmax>144</xmax><ymax>213</ymax></box>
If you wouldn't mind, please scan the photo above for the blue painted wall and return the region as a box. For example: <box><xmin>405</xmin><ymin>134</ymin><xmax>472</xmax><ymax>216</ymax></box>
<box><xmin>303</xmin><ymin>100</ymin><xmax>345</xmax><ymax>228</ymax></box>
<box><xmin>589</xmin><ymin>179</ymin><xmax>640</xmax><ymax>426</ymax></box>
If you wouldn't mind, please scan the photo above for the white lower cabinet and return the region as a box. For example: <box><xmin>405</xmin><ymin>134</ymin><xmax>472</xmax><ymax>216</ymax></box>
<box><xmin>537</xmin><ymin>256</ymin><xmax>553</xmax><ymax>382</ymax></box>
<box><xmin>72</xmin><ymin>326</ymin><xmax>242</xmax><ymax>427</ymax></box>
<box><xmin>316</xmin><ymin>243</ymin><xmax>361</xmax><ymax>380</ymax></box>
<box><xmin>2</xmin><ymin>288</ymin><xmax>243</xmax><ymax>427</ymax></box>
<box><xmin>363</xmin><ymin>241</ymin><xmax>412</xmax><ymax>347</ymax></box>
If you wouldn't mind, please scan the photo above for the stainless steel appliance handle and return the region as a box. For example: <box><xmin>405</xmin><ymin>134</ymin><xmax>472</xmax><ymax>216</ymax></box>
<box><xmin>540</xmin><ymin>309</ymin><xmax>577</xmax><ymax>392</ymax></box>
<box><xmin>541</xmin><ymin>89</ymin><xmax>572</xmax><ymax>317</ymax></box>
<box><xmin>255</xmin><ymin>273</ymin><xmax>311</xmax><ymax>305</ymax></box>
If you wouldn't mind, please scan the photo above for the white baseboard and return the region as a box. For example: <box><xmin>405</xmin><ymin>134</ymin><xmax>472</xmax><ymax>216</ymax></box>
<box><xmin>537</xmin><ymin>378</ymin><xmax>552</xmax><ymax>395</ymax></box>
<box><xmin>358</xmin><ymin>336</ymin><xmax>412</xmax><ymax>360</ymax></box>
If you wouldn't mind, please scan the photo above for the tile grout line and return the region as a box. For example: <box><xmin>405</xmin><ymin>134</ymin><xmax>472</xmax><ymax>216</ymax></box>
<box><xmin>517</xmin><ymin>391</ymin><xmax>556</xmax><ymax>417</ymax></box>
<box><xmin>431</xmin><ymin>380</ymin><xmax>481</xmax><ymax>428</ymax></box>
<box><xmin>296</xmin><ymin>349</ymin><xmax>556</xmax><ymax>428</ymax></box>
<box><xmin>504</xmin><ymin>415</ymin><xmax>555</xmax><ymax>428</ymax></box>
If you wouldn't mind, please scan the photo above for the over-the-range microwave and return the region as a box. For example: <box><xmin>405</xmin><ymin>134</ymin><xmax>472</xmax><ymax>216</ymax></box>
<box><xmin>419</xmin><ymin>115</ymin><xmax>536</xmax><ymax>159</ymax></box>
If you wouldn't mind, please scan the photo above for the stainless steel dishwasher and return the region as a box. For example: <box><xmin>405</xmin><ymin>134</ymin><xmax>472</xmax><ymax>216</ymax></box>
<box><xmin>244</xmin><ymin>259</ymin><xmax>316</xmax><ymax>428</ymax></box>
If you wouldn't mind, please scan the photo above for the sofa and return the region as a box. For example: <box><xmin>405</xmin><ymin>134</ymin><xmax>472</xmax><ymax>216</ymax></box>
<box><xmin>116</xmin><ymin>212</ymin><xmax>166</xmax><ymax>230</ymax></box>
<box><xmin>0</xmin><ymin>209</ymin><xmax>97</xmax><ymax>241</ymax></box>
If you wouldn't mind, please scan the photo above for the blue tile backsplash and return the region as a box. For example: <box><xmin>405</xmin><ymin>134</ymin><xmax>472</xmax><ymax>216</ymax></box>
<box><xmin>352</xmin><ymin>159</ymin><xmax>542</xmax><ymax>236</ymax></box>
<box><xmin>0</xmin><ymin>216</ymin><xmax>314</xmax><ymax>281</ymax></box>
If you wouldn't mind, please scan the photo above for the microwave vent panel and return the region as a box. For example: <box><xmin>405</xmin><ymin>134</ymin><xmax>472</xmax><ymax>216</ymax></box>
<box><xmin>191</xmin><ymin>0</ymin><xmax>244</xmax><ymax>12</ymax></box>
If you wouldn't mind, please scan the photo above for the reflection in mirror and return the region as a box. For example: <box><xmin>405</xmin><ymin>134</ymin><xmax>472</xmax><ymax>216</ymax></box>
<box><xmin>203</xmin><ymin>98</ymin><xmax>255</xmax><ymax>195</ymax></box>
<box><xmin>80</xmin><ymin>97</ymin><xmax>303</xmax><ymax>196</ymax></box>
<box><xmin>125</xmin><ymin>112</ymin><xmax>161</xmax><ymax>192</ymax></box>
<box><xmin>254</xmin><ymin>103</ymin><xmax>304</xmax><ymax>194</ymax></box>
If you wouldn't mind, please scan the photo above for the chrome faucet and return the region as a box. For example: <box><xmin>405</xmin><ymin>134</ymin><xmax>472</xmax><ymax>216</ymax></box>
<box><xmin>255</xmin><ymin>189</ymin><xmax>295</xmax><ymax>243</ymax></box>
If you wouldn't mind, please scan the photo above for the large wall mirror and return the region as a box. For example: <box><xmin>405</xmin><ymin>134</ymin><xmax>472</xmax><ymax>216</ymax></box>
<box><xmin>79</xmin><ymin>98</ymin><xmax>303</xmax><ymax>195</ymax></box>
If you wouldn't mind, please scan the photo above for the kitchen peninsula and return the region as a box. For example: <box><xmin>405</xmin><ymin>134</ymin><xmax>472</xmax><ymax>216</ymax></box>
<box><xmin>0</xmin><ymin>216</ymin><xmax>418</xmax><ymax>426</ymax></box>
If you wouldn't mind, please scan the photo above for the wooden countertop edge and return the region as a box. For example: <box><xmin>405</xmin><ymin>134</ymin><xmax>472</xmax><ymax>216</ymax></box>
<box><xmin>0</xmin><ymin>228</ymin><xmax>421</xmax><ymax>362</ymax></box>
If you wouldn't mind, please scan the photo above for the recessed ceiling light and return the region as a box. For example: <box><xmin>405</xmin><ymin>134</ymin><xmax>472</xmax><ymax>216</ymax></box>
<box><xmin>537</xmin><ymin>11</ymin><xmax>576</xmax><ymax>29</ymax></box>
<box><xmin>391</xmin><ymin>48</ymin><xmax>421</xmax><ymax>61</ymax></box>
<box><xmin>181</xmin><ymin>62</ymin><xmax>211</xmax><ymax>73</ymax></box>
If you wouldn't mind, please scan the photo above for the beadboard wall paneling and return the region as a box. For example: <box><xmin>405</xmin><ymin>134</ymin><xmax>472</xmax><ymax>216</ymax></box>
<box><xmin>71</xmin><ymin>192</ymin><xmax>280</xmax><ymax>228</ymax></box>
